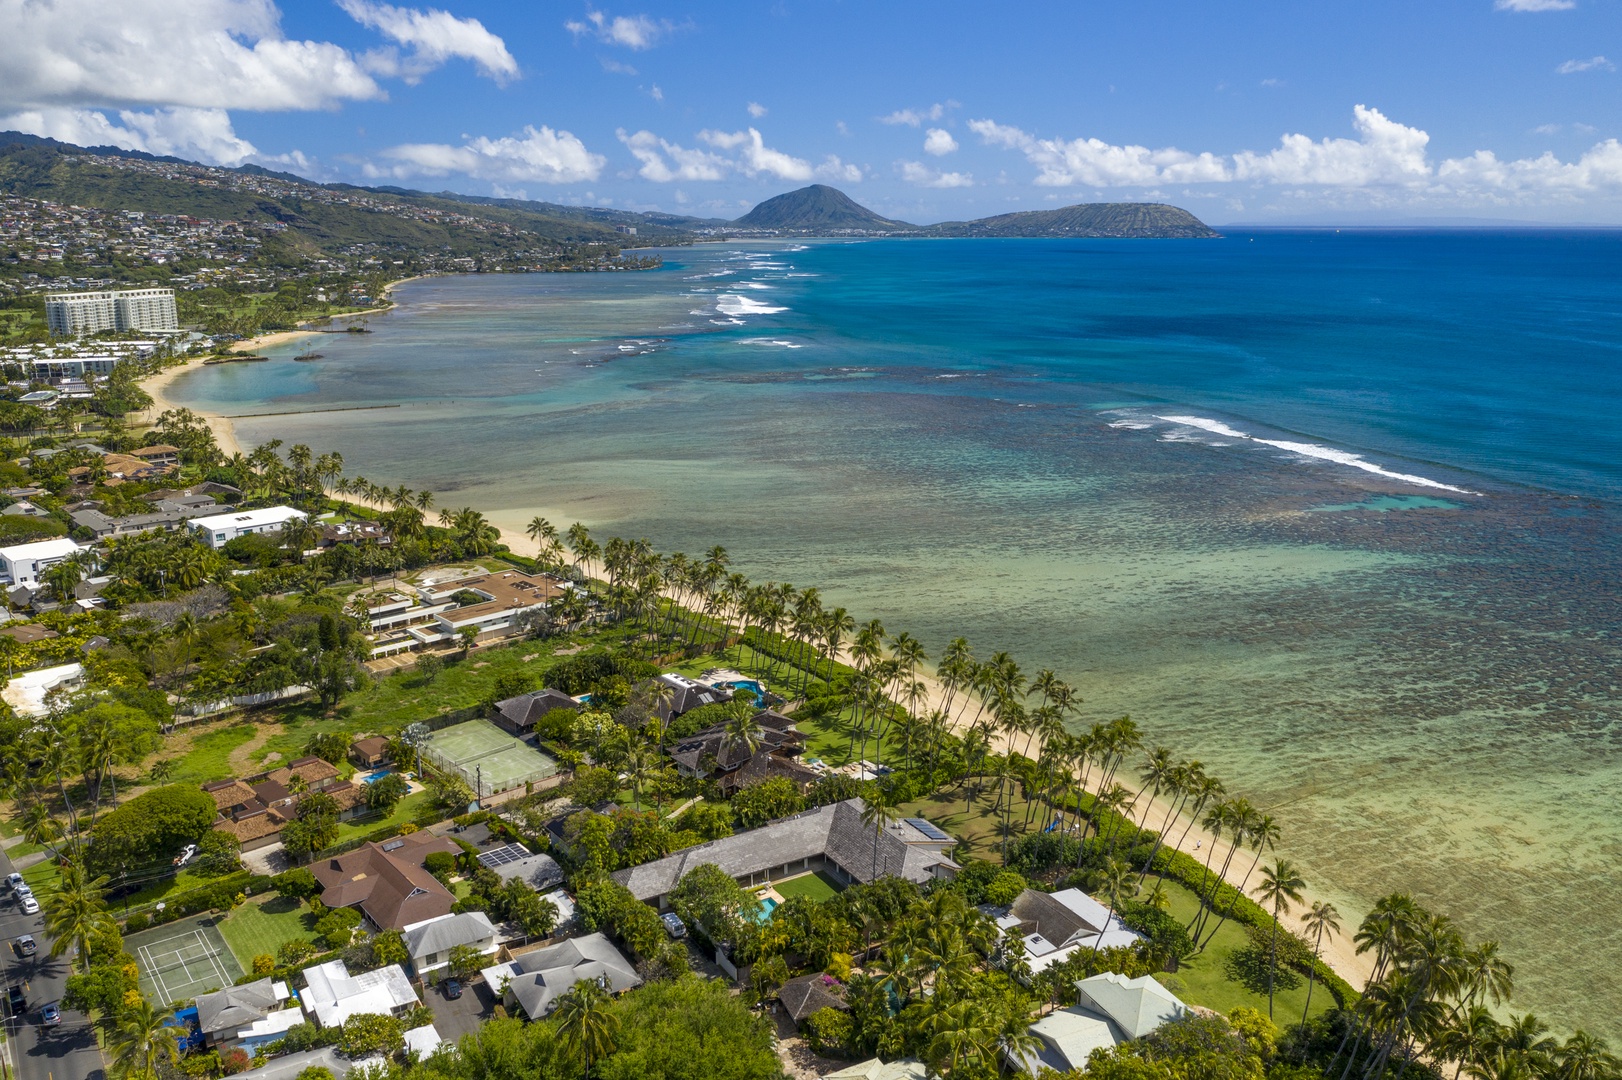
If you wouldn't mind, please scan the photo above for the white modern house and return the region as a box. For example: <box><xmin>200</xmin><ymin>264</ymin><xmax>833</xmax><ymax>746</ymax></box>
<box><xmin>0</xmin><ymin>538</ymin><xmax>83</xmax><ymax>586</ymax></box>
<box><xmin>299</xmin><ymin>959</ymin><xmax>420</xmax><ymax>1029</ymax></box>
<box><xmin>1010</xmin><ymin>972</ymin><xmax>1188</xmax><ymax>1076</ymax></box>
<box><xmin>190</xmin><ymin>506</ymin><xmax>307</xmax><ymax>549</ymax></box>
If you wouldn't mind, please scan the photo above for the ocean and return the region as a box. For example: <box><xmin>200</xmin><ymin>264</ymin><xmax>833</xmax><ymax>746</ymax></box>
<box><xmin>168</xmin><ymin>232</ymin><xmax>1622</xmax><ymax>1031</ymax></box>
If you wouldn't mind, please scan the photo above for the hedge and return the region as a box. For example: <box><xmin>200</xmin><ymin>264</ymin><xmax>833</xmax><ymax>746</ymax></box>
<box><xmin>121</xmin><ymin>871</ymin><xmax>274</xmax><ymax>924</ymax></box>
<box><xmin>1153</xmin><ymin>847</ymin><xmax>1359</xmax><ymax>1008</ymax></box>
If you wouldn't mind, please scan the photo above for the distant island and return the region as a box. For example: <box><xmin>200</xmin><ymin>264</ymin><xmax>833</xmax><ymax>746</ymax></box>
<box><xmin>731</xmin><ymin>183</ymin><xmax>1219</xmax><ymax>239</ymax></box>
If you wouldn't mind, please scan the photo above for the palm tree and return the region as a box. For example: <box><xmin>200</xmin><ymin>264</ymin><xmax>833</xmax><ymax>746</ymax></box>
<box><xmin>719</xmin><ymin>710</ymin><xmax>765</xmax><ymax>760</ymax></box>
<box><xmin>1553</xmin><ymin>1032</ymin><xmax>1620</xmax><ymax>1080</ymax></box>
<box><xmin>861</xmin><ymin>792</ymin><xmax>899</xmax><ymax>879</ymax></box>
<box><xmin>1252</xmin><ymin>858</ymin><xmax>1307</xmax><ymax>1019</ymax></box>
<box><xmin>1301</xmin><ymin>900</ymin><xmax>1342</xmax><ymax>1025</ymax></box>
<box><xmin>1089</xmin><ymin>857</ymin><xmax>1135</xmax><ymax>959</ymax></box>
<box><xmin>110</xmin><ymin>1000</ymin><xmax>178</xmax><ymax>1079</ymax></box>
<box><xmin>47</xmin><ymin>862</ymin><xmax>117</xmax><ymax>970</ymax></box>
<box><xmin>554</xmin><ymin>980</ymin><xmax>618</xmax><ymax>1080</ymax></box>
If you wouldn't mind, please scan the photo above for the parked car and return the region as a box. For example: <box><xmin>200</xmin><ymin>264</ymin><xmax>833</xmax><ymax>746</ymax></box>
<box><xmin>7</xmin><ymin>986</ymin><xmax>25</xmax><ymax>1018</ymax></box>
<box><xmin>14</xmin><ymin>883</ymin><xmax>31</xmax><ymax>901</ymax></box>
<box><xmin>20</xmin><ymin>895</ymin><xmax>39</xmax><ymax>915</ymax></box>
<box><xmin>5</xmin><ymin>873</ymin><xmax>21</xmax><ymax>893</ymax></box>
<box><xmin>174</xmin><ymin>844</ymin><xmax>198</xmax><ymax>867</ymax></box>
<box><xmin>442</xmin><ymin>978</ymin><xmax>463</xmax><ymax>1000</ymax></box>
<box><xmin>13</xmin><ymin>935</ymin><xmax>36</xmax><ymax>956</ymax></box>
<box><xmin>39</xmin><ymin>1002</ymin><xmax>59</xmax><ymax>1027</ymax></box>
<box><xmin>660</xmin><ymin>912</ymin><xmax>687</xmax><ymax>939</ymax></box>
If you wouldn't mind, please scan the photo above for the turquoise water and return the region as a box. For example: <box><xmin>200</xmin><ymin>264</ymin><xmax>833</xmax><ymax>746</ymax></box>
<box><xmin>758</xmin><ymin>896</ymin><xmax>779</xmax><ymax>923</ymax></box>
<box><xmin>168</xmin><ymin>233</ymin><xmax>1622</xmax><ymax>1032</ymax></box>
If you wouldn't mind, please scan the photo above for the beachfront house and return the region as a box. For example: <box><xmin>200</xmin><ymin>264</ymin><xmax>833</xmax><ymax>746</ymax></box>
<box><xmin>189</xmin><ymin>506</ymin><xmax>307</xmax><ymax>549</ymax></box>
<box><xmin>996</xmin><ymin>888</ymin><xmax>1144</xmax><ymax>976</ymax></box>
<box><xmin>668</xmin><ymin>709</ymin><xmax>819</xmax><ymax>795</ymax></box>
<box><xmin>491</xmin><ymin>687</ymin><xmax>579</xmax><ymax>737</ymax></box>
<box><xmin>610</xmin><ymin>798</ymin><xmax>959</xmax><ymax>910</ymax></box>
<box><xmin>1008</xmin><ymin>972</ymin><xmax>1188</xmax><ymax>1076</ymax></box>
<box><xmin>403</xmin><ymin>570</ymin><xmax>565</xmax><ymax>648</ymax></box>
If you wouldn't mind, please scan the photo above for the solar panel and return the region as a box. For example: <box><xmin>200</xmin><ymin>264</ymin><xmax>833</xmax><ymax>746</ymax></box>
<box><xmin>905</xmin><ymin>818</ymin><xmax>951</xmax><ymax>841</ymax></box>
<box><xmin>477</xmin><ymin>843</ymin><xmax>533</xmax><ymax>869</ymax></box>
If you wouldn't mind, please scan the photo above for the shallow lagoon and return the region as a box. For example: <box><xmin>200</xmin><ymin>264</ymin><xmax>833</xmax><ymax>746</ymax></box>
<box><xmin>171</xmin><ymin>233</ymin><xmax>1622</xmax><ymax>1031</ymax></box>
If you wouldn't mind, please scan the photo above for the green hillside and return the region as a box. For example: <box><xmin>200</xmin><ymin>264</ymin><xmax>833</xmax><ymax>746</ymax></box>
<box><xmin>926</xmin><ymin>201</ymin><xmax>1220</xmax><ymax>239</ymax></box>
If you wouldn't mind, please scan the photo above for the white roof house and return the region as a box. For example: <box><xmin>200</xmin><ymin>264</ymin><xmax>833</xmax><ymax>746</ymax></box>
<box><xmin>3</xmin><ymin>662</ymin><xmax>85</xmax><ymax>717</ymax></box>
<box><xmin>1008</xmin><ymin>972</ymin><xmax>1187</xmax><ymax>1076</ymax></box>
<box><xmin>402</xmin><ymin>1024</ymin><xmax>444</xmax><ymax>1059</ymax></box>
<box><xmin>824</xmin><ymin>1060</ymin><xmax>930</xmax><ymax>1080</ymax></box>
<box><xmin>0</xmin><ymin>538</ymin><xmax>82</xmax><ymax>586</ymax></box>
<box><xmin>190</xmin><ymin>506</ymin><xmax>307</xmax><ymax>549</ymax></box>
<box><xmin>997</xmin><ymin>888</ymin><xmax>1143</xmax><ymax>976</ymax></box>
<box><xmin>299</xmin><ymin>959</ymin><xmax>419</xmax><ymax>1029</ymax></box>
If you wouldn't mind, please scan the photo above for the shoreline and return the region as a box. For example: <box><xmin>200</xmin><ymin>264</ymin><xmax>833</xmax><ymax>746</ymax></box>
<box><xmin>135</xmin><ymin>283</ymin><xmax>1376</xmax><ymax>997</ymax></box>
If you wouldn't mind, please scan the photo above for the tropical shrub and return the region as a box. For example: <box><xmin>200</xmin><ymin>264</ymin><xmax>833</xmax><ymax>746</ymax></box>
<box><xmin>803</xmin><ymin>1006</ymin><xmax>853</xmax><ymax>1057</ymax></box>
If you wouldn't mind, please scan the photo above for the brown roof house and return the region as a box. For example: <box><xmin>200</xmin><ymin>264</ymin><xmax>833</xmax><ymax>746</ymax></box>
<box><xmin>668</xmin><ymin>710</ymin><xmax>818</xmax><ymax>796</ymax></box>
<box><xmin>204</xmin><ymin>757</ymin><xmax>366</xmax><ymax>851</ymax></box>
<box><xmin>491</xmin><ymin>687</ymin><xmax>579</xmax><ymax>737</ymax></box>
<box><xmin>311</xmin><ymin>832</ymin><xmax>465</xmax><ymax>930</ymax></box>
<box><xmin>349</xmin><ymin>736</ymin><xmax>391</xmax><ymax>769</ymax></box>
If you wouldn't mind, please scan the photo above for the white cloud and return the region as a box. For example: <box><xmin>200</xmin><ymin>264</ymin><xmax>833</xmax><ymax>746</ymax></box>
<box><xmin>0</xmin><ymin>105</ymin><xmax>259</xmax><ymax>165</ymax></box>
<box><xmin>816</xmin><ymin>155</ymin><xmax>863</xmax><ymax>183</ymax></box>
<box><xmin>879</xmin><ymin>102</ymin><xmax>955</xmax><ymax>127</ymax></box>
<box><xmin>600</xmin><ymin>57</ymin><xmax>637</xmax><ymax>75</ymax></box>
<box><xmin>1533</xmin><ymin>123</ymin><xmax>1562</xmax><ymax>135</ymax></box>
<box><xmin>380</xmin><ymin>125</ymin><xmax>605</xmax><ymax>183</ymax></box>
<box><xmin>565</xmin><ymin>9</ymin><xmax>669</xmax><ymax>50</ymax></box>
<box><xmin>923</xmin><ymin>128</ymin><xmax>958</xmax><ymax>156</ymax></box>
<box><xmin>1438</xmin><ymin>140</ymin><xmax>1622</xmax><ymax>192</ymax></box>
<box><xmin>339</xmin><ymin>0</ymin><xmax>517</xmax><ymax>83</ymax></box>
<box><xmin>649</xmin><ymin>85</ymin><xmax>664</xmax><ymax>101</ymax></box>
<box><xmin>1495</xmin><ymin>0</ymin><xmax>1575</xmax><ymax>9</ymax></box>
<box><xmin>747</xmin><ymin>102</ymin><xmax>768</xmax><ymax>118</ymax></box>
<box><xmin>1557</xmin><ymin>56</ymin><xmax>1614</xmax><ymax>74</ymax></box>
<box><xmin>970</xmin><ymin>104</ymin><xmax>1622</xmax><ymax>206</ymax></box>
<box><xmin>968</xmin><ymin>117</ymin><xmax>1231</xmax><ymax>186</ymax></box>
<box><xmin>0</xmin><ymin>0</ymin><xmax>383</xmax><ymax>112</ymax></box>
<box><xmin>1260</xmin><ymin>78</ymin><xmax>1285</xmax><ymax>88</ymax></box>
<box><xmin>1233</xmin><ymin>105</ymin><xmax>1430</xmax><ymax>185</ymax></box>
<box><xmin>698</xmin><ymin>127</ymin><xmax>813</xmax><ymax>181</ymax></box>
<box><xmin>617</xmin><ymin>129</ymin><xmax>728</xmax><ymax>181</ymax></box>
<box><xmin>900</xmin><ymin>161</ymin><xmax>972</xmax><ymax>188</ymax></box>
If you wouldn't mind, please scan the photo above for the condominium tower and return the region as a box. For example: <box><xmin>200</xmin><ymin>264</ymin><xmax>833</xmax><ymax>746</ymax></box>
<box><xmin>45</xmin><ymin>288</ymin><xmax>179</xmax><ymax>336</ymax></box>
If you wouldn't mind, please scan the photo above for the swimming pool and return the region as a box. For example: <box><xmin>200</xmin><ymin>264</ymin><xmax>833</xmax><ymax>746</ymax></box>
<box><xmin>360</xmin><ymin>769</ymin><xmax>394</xmax><ymax>784</ymax></box>
<box><xmin>726</xmin><ymin>680</ymin><xmax>765</xmax><ymax>705</ymax></box>
<box><xmin>756</xmin><ymin>896</ymin><xmax>778</xmax><ymax>922</ymax></box>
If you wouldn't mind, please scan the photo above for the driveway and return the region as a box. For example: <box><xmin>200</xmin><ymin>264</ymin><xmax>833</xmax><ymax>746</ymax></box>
<box><xmin>0</xmin><ymin>848</ymin><xmax>105</xmax><ymax>1080</ymax></box>
<box><xmin>421</xmin><ymin>976</ymin><xmax>496</xmax><ymax>1044</ymax></box>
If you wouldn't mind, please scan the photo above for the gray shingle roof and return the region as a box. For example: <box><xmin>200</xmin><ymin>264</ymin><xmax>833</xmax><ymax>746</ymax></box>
<box><xmin>196</xmin><ymin>977</ymin><xmax>281</xmax><ymax>1035</ymax></box>
<box><xmin>609</xmin><ymin>799</ymin><xmax>957</xmax><ymax>901</ymax></box>
<box><xmin>403</xmin><ymin>911</ymin><xmax>497</xmax><ymax>961</ymax></box>
<box><xmin>497</xmin><ymin>933</ymin><xmax>641</xmax><ymax>1019</ymax></box>
<box><xmin>494</xmin><ymin>688</ymin><xmax>578</xmax><ymax>731</ymax></box>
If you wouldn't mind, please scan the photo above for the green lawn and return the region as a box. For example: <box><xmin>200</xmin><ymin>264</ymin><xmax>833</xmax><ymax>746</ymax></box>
<box><xmin>170</xmin><ymin>722</ymin><xmax>261</xmax><ymax>785</ymax></box>
<box><xmin>773</xmin><ymin>871</ymin><xmax>842</xmax><ymax>903</ymax></box>
<box><xmin>331</xmin><ymin>788</ymin><xmax>440</xmax><ymax>846</ymax></box>
<box><xmin>217</xmin><ymin>894</ymin><xmax>317</xmax><ymax>967</ymax></box>
<box><xmin>1146</xmin><ymin>875</ymin><xmax>1334</xmax><ymax>1023</ymax></box>
<box><xmin>898</xmin><ymin>783</ymin><xmax>1046</xmax><ymax>865</ymax></box>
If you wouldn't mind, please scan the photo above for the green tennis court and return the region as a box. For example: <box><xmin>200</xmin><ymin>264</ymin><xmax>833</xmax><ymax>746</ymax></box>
<box><xmin>424</xmin><ymin>718</ymin><xmax>558</xmax><ymax>796</ymax></box>
<box><xmin>124</xmin><ymin>915</ymin><xmax>245</xmax><ymax>1007</ymax></box>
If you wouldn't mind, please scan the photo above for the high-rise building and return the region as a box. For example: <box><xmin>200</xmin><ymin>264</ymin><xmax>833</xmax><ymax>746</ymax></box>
<box><xmin>44</xmin><ymin>292</ymin><xmax>116</xmax><ymax>336</ymax></box>
<box><xmin>45</xmin><ymin>288</ymin><xmax>179</xmax><ymax>336</ymax></box>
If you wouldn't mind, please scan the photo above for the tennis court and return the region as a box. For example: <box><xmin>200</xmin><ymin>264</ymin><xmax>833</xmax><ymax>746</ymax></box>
<box><xmin>124</xmin><ymin>916</ymin><xmax>245</xmax><ymax>1007</ymax></box>
<box><xmin>424</xmin><ymin>718</ymin><xmax>559</xmax><ymax>795</ymax></box>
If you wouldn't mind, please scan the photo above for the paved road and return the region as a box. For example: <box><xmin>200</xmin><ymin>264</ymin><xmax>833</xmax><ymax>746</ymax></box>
<box><xmin>0</xmin><ymin>848</ymin><xmax>104</xmax><ymax>1080</ymax></box>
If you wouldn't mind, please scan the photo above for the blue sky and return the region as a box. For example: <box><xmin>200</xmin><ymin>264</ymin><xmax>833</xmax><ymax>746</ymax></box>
<box><xmin>3</xmin><ymin>0</ymin><xmax>1619</xmax><ymax>223</ymax></box>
